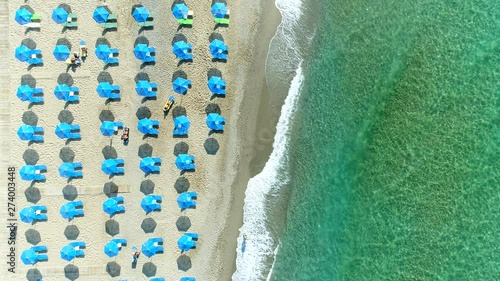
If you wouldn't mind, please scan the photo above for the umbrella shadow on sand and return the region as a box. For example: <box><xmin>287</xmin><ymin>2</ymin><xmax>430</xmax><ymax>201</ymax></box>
<box><xmin>140</xmin><ymin>179</ymin><xmax>155</xmax><ymax>195</ymax></box>
<box><xmin>142</xmin><ymin>262</ymin><xmax>157</xmax><ymax>277</ymax></box>
<box><xmin>106</xmin><ymin>261</ymin><xmax>121</xmax><ymax>277</ymax></box>
<box><xmin>22</xmin><ymin>111</ymin><xmax>38</xmax><ymax>126</ymax></box>
<box><xmin>63</xmin><ymin>185</ymin><xmax>78</xmax><ymax>201</ymax></box>
<box><xmin>21</xmin><ymin>74</ymin><xmax>37</xmax><ymax>88</ymax></box>
<box><xmin>58</xmin><ymin>109</ymin><xmax>74</xmax><ymax>124</ymax></box>
<box><xmin>103</xmin><ymin>182</ymin><xmax>119</xmax><ymax>197</ymax></box>
<box><xmin>25</xmin><ymin>229</ymin><xmax>41</xmax><ymax>245</ymax></box>
<box><xmin>105</xmin><ymin>219</ymin><xmax>120</xmax><ymax>236</ymax></box>
<box><xmin>25</xmin><ymin>186</ymin><xmax>41</xmax><ymax>203</ymax></box>
<box><xmin>174</xmin><ymin>142</ymin><xmax>189</xmax><ymax>156</ymax></box>
<box><xmin>141</xmin><ymin>217</ymin><xmax>157</xmax><ymax>233</ymax></box>
<box><xmin>26</xmin><ymin>269</ymin><xmax>42</xmax><ymax>281</ymax></box>
<box><xmin>23</xmin><ymin>149</ymin><xmax>39</xmax><ymax>165</ymax></box>
<box><xmin>136</xmin><ymin>106</ymin><xmax>152</xmax><ymax>120</ymax></box>
<box><xmin>176</xmin><ymin>216</ymin><xmax>191</xmax><ymax>231</ymax></box>
<box><xmin>174</xmin><ymin>177</ymin><xmax>190</xmax><ymax>193</ymax></box>
<box><xmin>177</xmin><ymin>255</ymin><xmax>192</xmax><ymax>271</ymax></box>
<box><xmin>64</xmin><ymin>225</ymin><xmax>80</xmax><ymax>240</ymax></box>
<box><xmin>205</xmin><ymin>103</ymin><xmax>221</xmax><ymax>115</ymax></box>
<box><xmin>64</xmin><ymin>264</ymin><xmax>79</xmax><ymax>281</ymax></box>
<box><xmin>102</xmin><ymin>145</ymin><xmax>118</xmax><ymax>160</ymax></box>
<box><xmin>57</xmin><ymin>73</ymin><xmax>74</xmax><ymax>86</ymax></box>
<box><xmin>172</xmin><ymin>106</ymin><xmax>187</xmax><ymax>119</ymax></box>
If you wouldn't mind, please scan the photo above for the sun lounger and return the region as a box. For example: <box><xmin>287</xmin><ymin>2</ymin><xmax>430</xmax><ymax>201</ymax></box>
<box><xmin>113</xmin><ymin>238</ymin><xmax>127</xmax><ymax>246</ymax></box>
<box><xmin>64</xmin><ymin>21</ymin><xmax>78</xmax><ymax>28</ymax></box>
<box><xmin>151</xmin><ymin>158</ymin><xmax>162</xmax><ymax>164</ymax></box>
<box><xmin>144</xmin><ymin>56</ymin><xmax>156</xmax><ymax>63</ymax></box>
<box><xmin>214</xmin><ymin>18</ymin><xmax>230</xmax><ymax>25</ymax></box>
<box><xmin>30</xmin><ymin>49</ymin><xmax>42</xmax><ymax>55</ymax></box>
<box><xmin>105</xmin><ymin>57</ymin><xmax>119</xmax><ymax>64</ymax></box>
<box><xmin>112</xmin><ymin>85</ymin><xmax>120</xmax><ymax>91</ymax></box>
<box><xmin>109</xmin><ymin>48</ymin><xmax>119</xmax><ymax>55</ymax></box>
<box><xmin>72</xmin><ymin>162</ymin><xmax>82</xmax><ymax>169</ymax></box>
<box><xmin>101</xmin><ymin>22</ymin><xmax>118</xmax><ymax>29</ymax></box>
<box><xmin>185</xmin><ymin>232</ymin><xmax>199</xmax><ymax>239</ymax></box>
<box><xmin>29</xmin><ymin>97</ymin><xmax>44</xmax><ymax>103</ymax></box>
<box><xmin>36</xmin><ymin>254</ymin><xmax>48</xmax><ymax>261</ymax></box>
<box><xmin>113</xmin><ymin>196</ymin><xmax>125</xmax><ymax>204</ymax></box>
<box><xmin>25</xmin><ymin>22</ymin><xmax>41</xmax><ymax>28</ymax></box>
<box><xmin>68</xmin><ymin>13</ymin><xmax>77</xmax><ymax>21</ymax></box>
<box><xmin>31</xmin><ymin>14</ymin><xmax>41</xmax><ymax>22</ymax></box>
<box><xmin>138</xmin><ymin>21</ymin><xmax>154</xmax><ymax>27</ymax></box>
<box><xmin>150</xmin><ymin>237</ymin><xmax>163</xmax><ymax>244</ymax></box>
<box><xmin>188</xmin><ymin>10</ymin><xmax>194</xmax><ymax>17</ymax></box>
<box><xmin>149</xmin><ymin>82</ymin><xmax>158</xmax><ymax>89</ymax></box>
<box><xmin>32</xmin><ymin>87</ymin><xmax>43</xmax><ymax>94</ymax></box>
<box><xmin>28</xmin><ymin>58</ymin><xmax>43</xmax><ymax>65</ymax></box>
<box><xmin>107</xmin><ymin>14</ymin><xmax>118</xmax><ymax>21</ymax></box>
<box><xmin>178</xmin><ymin>18</ymin><xmax>193</xmax><ymax>25</ymax></box>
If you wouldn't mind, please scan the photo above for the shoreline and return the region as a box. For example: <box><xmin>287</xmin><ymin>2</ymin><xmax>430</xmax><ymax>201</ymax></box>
<box><xmin>214</xmin><ymin>0</ymin><xmax>283</xmax><ymax>279</ymax></box>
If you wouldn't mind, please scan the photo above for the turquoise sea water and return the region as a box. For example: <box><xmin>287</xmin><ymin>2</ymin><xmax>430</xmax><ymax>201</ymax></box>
<box><xmin>270</xmin><ymin>0</ymin><xmax>500</xmax><ymax>280</ymax></box>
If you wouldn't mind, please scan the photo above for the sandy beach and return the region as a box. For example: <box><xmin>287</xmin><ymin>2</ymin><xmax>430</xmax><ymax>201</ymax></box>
<box><xmin>2</xmin><ymin>0</ymin><xmax>281</xmax><ymax>280</ymax></box>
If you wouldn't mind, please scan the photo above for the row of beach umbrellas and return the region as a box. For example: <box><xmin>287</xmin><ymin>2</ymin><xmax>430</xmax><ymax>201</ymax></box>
<box><xmin>15</xmin><ymin>3</ymin><xmax>229</xmax><ymax>26</ymax></box>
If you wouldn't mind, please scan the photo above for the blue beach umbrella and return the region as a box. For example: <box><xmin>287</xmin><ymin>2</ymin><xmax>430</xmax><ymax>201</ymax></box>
<box><xmin>95</xmin><ymin>44</ymin><xmax>111</xmax><ymax>60</ymax></box>
<box><xmin>17</xmin><ymin>85</ymin><xmax>34</xmax><ymax>101</ymax></box>
<box><xmin>133</xmin><ymin>6</ymin><xmax>149</xmax><ymax>23</ymax></box>
<box><xmin>15</xmin><ymin>8</ymin><xmax>32</xmax><ymax>25</ymax></box>
<box><xmin>21</xmin><ymin>249</ymin><xmax>38</xmax><ymax>265</ymax></box>
<box><xmin>211</xmin><ymin>3</ymin><xmax>228</xmax><ymax>18</ymax></box>
<box><xmin>20</xmin><ymin>207</ymin><xmax>36</xmax><ymax>223</ymax></box>
<box><xmin>52</xmin><ymin>7</ymin><xmax>69</xmax><ymax>24</ymax></box>
<box><xmin>135</xmin><ymin>80</ymin><xmax>151</xmax><ymax>96</ymax></box>
<box><xmin>137</xmin><ymin>118</ymin><xmax>154</xmax><ymax>134</ymax></box>
<box><xmin>93</xmin><ymin>7</ymin><xmax>110</xmax><ymax>23</ymax></box>
<box><xmin>55</xmin><ymin>123</ymin><xmax>72</xmax><ymax>138</ymax></box>
<box><xmin>104</xmin><ymin>240</ymin><xmax>120</xmax><ymax>257</ymax></box>
<box><xmin>141</xmin><ymin>239</ymin><xmax>157</xmax><ymax>258</ymax></box>
<box><xmin>173</xmin><ymin>116</ymin><xmax>190</xmax><ymax>135</ymax></box>
<box><xmin>175</xmin><ymin>154</ymin><xmax>194</xmax><ymax>170</ymax></box>
<box><xmin>209</xmin><ymin>39</ymin><xmax>226</xmax><ymax>56</ymax></box>
<box><xmin>96</xmin><ymin>82</ymin><xmax>113</xmax><ymax>98</ymax></box>
<box><xmin>180</xmin><ymin>278</ymin><xmax>196</xmax><ymax>281</ymax></box>
<box><xmin>206</xmin><ymin>113</ymin><xmax>225</xmax><ymax>130</ymax></box>
<box><xmin>60</xmin><ymin>245</ymin><xmax>76</xmax><ymax>261</ymax></box>
<box><xmin>53</xmin><ymin>45</ymin><xmax>71</xmax><ymax>61</ymax></box>
<box><xmin>17</xmin><ymin>125</ymin><xmax>35</xmax><ymax>140</ymax></box>
<box><xmin>177</xmin><ymin>235</ymin><xmax>196</xmax><ymax>252</ymax></box>
<box><xmin>208</xmin><ymin>76</ymin><xmax>226</xmax><ymax>94</ymax></box>
<box><xmin>60</xmin><ymin>203</ymin><xmax>76</xmax><ymax>219</ymax></box>
<box><xmin>101</xmin><ymin>159</ymin><xmax>119</xmax><ymax>175</ymax></box>
<box><xmin>172</xmin><ymin>4</ymin><xmax>189</xmax><ymax>19</ymax></box>
<box><xmin>20</xmin><ymin>165</ymin><xmax>37</xmax><ymax>181</ymax></box>
<box><xmin>172</xmin><ymin>41</ymin><xmax>191</xmax><ymax>59</ymax></box>
<box><xmin>100</xmin><ymin>121</ymin><xmax>117</xmax><ymax>136</ymax></box>
<box><xmin>54</xmin><ymin>84</ymin><xmax>71</xmax><ymax>100</ymax></box>
<box><xmin>58</xmin><ymin>163</ymin><xmax>74</xmax><ymax>177</ymax></box>
<box><xmin>103</xmin><ymin>198</ymin><xmax>119</xmax><ymax>215</ymax></box>
<box><xmin>15</xmin><ymin>45</ymin><xmax>31</xmax><ymax>62</ymax></box>
<box><xmin>139</xmin><ymin>158</ymin><xmax>156</xmax><ymax>173</ymax></box>
<box><xmin>172</xmin><ymin>77</ymin><xmax>191</xmax><ymax>94</ymax></box>
<box><xmin>133</xmin><ymin>44</ymin><xmax>150</xmax><ymax>61</ymax></box>
<box><xmin>140</xmin><ymin>195</ymin><xmax>159</xmax><ymax>213</ymax></box>
<box><xmin>177</xmin><ymin>193</ymin><xmax>195</xmax><ymax>209</ymax></box>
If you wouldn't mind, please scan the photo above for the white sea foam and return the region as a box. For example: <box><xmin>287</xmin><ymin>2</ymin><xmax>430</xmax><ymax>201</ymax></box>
<box><xmin>232</xmin><ymin>0</ymin><xmax>305</xmax><ymax>279</ymax></box>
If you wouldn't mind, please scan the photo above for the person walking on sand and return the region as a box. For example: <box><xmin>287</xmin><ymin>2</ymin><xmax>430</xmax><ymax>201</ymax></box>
<box><xmin>132</xmin><ymin>246</ymin><xmax>140</xmax><ymax>263</ymax></box>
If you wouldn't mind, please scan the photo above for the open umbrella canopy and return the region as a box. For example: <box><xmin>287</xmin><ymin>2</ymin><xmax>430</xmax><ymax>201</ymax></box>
<box><xmin>52</xmin><ymin>7</ymin><xmax>69</xmax><ymax>24</ymax></box>
<box><xmin>172</xmin><ymin>4</ymin><xmax>189</xmax><ymax>19</ymax></box>
<box><xmin>20</xmin><ymin>207</ymin><xmax>36</xmax><ymax>223</ymax></box>
<box><xmin>209</xmin><ymin>39</ymin><xmax>227</xmax><ymax>56</ymax></box>
<box><xmin>137</xmin><ymin>118</ymin><xmax>155</xmax><ymax>134</ymax></box>
<box><xmin>20</xmin><ymin>165</ymin><xmax>37</xmax><ymax>181</ymax></box>
<box><xmin>172</xmin><ymin>41</ymin><xmax>191</xmax><ymax>59</ymax></box>
<box><xmin>206</xmin><ymin>113</ymin><xmax>225</xmax><ymax>130</ymax></box>
<box><xmin>174</xmin><ymin>116</ymin><xmax>190</xmax><ymax>135</ymax></box>
<box><xmin>104</xmin><ymin>240</ymin><xmax>120</xmax><ymax>257</ymax></box>
<box><xmin>60</xmin><ymin>245</ymin><xmax>77</xmax><ymax>261</ymax></box>
<box><xmin>133</xmin><ymin>44</ymin><xmax>150</xmax><ymax>61</ymax></box>
<box><xmin>17</xmin><ymin>125</ymin><xmax>35</xmax><ymax>140</ymax></box>
<box><xmin>211</xmin><ymin>3</ymin><xmax>228</xmax><ymax>18</ymax></box>
<box><xmin>177</xmin><ymin>193</ymin><xmax>195</xmax><ymax>209</ymax></box>
<box><xmin>141</xmin><ymin>195</ymin><xmax>158</xmax><ymax>213</ymax></box>
<box><xmin>207</xmin><ymin>76</ymin><xmax>226</xmax><ymax>94</ymax></box>
<box><xmin>133</xmin><ymin>6</ymin><xmax>149</xmax><ymax>22</ymax></box>
<box><xmin>95</xmin><ymin>44</ymin><xmax>111</xmax><ymax>60</ymax></box>
<box><xmin>15</xmin><ymin>8</ymin><xmax>32</xmax><ymax>25</ymax></box>
<box><xmin>180</xmin><ymin>278</ymin><xmax>196</xmax><ymax>281</ymax></box>
<box><xmin>60</xmin><ymin>203</ymin><xmax>77</xmax><ymax>219</ymax></box>
<box><xmin>135</xmin><ymin>80</ymin><xmax>152</xmax><ymax>96</ymax></box>
<box><xmin>175</xmin><ymin>154</ymin><xmax>194</xmax><ymax>170</ymax></box>
<box><xmin>101</xmin><ymin>159</ymin><xmax>119</xmax><ymax>175</ymax></box>
<box><xmin>100</xmin><ymin>121</ymin><xmax>117</xmax><ymax>136</ymax></box>
<box><xmin>96</xmin><ymin>82</ymin><xmax>113</xmax><ymax>98</ymax></box>
<box><xmin>173</xmin><ymin>77</ymin><xmax>191</xmax><ymax>94</ymax></box>
<box><xmin>54</xmin><ymin>84</ymin><xmax>71</xmax><ymax>100</ymax></box>
<box><xmin>53</xmin><ymin>45</ymin><xmax>71</xmax><ymax>61</ymax></box>
<box><xmin>55</xmin><ymin>123</ymin><xmax>72</xmax><ymax>138</ymax></box>
<box><xmin>58</xmin><ymin>163</ymin><xmax>75</xmax><ymax>177</ymax></box>
<box><xmin>139</xmin><ymin>157</ymin><xmax>156</xmax><ymax>173</ymax></box>
<box><xmin>93</xmin><ymin>7</ymin><xmax>110</xmax><ymax>23</ymax></box>
<box><xmin>177</xmin><ymin>235</ymin><xmax>196</xmax><ymax>252</ymax></box>
<box><xmin>15</xmin><ymin>45</ymin><xmax>31</xmax><ymax>62</ymax></box>
<box><xmin>103</xmin><ymin>198</ymin><xmax>119</xmax><ymax>215</ymax></box>
<box><xmin>17</xmin><ymin>85</ymin><xmax>34</xmax><ymax>101</ymax></box>
<box><xmin>141</xmin><ymin>239</ymin><xmax>157</xmax><ymax>258</ymax></box>
<box><xmin>21</xmin><ymin>249</ymin><xmax>38</xmax><ymax>265</ymax></box>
